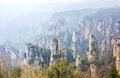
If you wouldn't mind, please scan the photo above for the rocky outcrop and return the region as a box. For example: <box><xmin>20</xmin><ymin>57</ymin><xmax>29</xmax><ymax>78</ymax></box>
<box><xmin>49</xmin><ymin>37</ymin><xmax>66</xmax><ymax>65</ymax></box>
<box><xmin>0</xmin><ymin>42</ymin><xmax>20</xmax><ymax>71</ymax></box>
<box><xmin>113</xmin><ymin>22</ymin><xmax>120</xmax><ymax>75</ymax></box>
<box><xmin>40</xmin><ymin>7</ymin><xmax>120</xmax><ymax>56</ymax></box>
<box><xmin>113</xmin><ymin>37</ymin><xmax>120</xmax><ymax>75</ymax></box>
<box><xmin>87</xmin><ymin>34</ymin><xmax>99</xmax><ymax>78</ymax></box>
<box><xmin>24</xmin><ymin>43</ymin><xmax>50</xmax><ymax>68</ymax></box>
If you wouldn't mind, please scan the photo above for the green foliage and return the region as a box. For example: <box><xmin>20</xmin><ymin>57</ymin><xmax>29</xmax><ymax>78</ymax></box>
<box><xmin>81</xmin><ymin>57</ymin><xmax>89</xmax><ymax>72</ymax></box>
<box><xmin>53</xmin><ymin>52</ymin><xmax>64</xmax><ymax>60</ymax></box>
<box><xmin>47</xmin><ymin>61</ymin><xmax>73</xmax><ymax>78</ymax></box>
<box><xmin>11</xmin><ymin>67</ymin><xmax>22</xmax><ymax>78</ymax></box>
<box><xmin>90</xmin><ymin>35</ymin><xmax>100</xmax><ymax>68</ymax></box>
<box><xmin>92</xmin><ymin>59</ymin><xmax>100</xmax><ymax>68</ymax></box>
<box><xmin>29</xmin><ymin>58</ymin><xmax>34</xmax><ymax>64</ymax></box>
<box><xmin>106</xmin><ymin>68</ymin><xmax>120</xmax><ymax>78</ymax></box>
<box><xmin>25</xmin><ymin>43</ymin><xmax>50</xmax><ymax>67</ymax></box>
<box><xmin>66</xmin><ymin>50</ymin><xmax>75</xmax><ymax>63</ymax></box>
<box><xmin>0</xmin><ymin>73</ymin><xmax>5</xmax><ymax>78</ymax></box>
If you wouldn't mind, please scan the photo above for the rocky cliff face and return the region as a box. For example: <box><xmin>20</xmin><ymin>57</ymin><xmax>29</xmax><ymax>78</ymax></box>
<box><xmin>0</xmin><ymin>42</ymin><xmax>20</xmax><ymax>60</ymax></box>
<box><xmin>24</xmin><ymin>43</ymin><xmax>50</xmax><ymax>67</ymax></box>
<box><xmin>0</xmin><ymin>41</ymin><xmax>20</xmax><ymax>70</ymax></box>
<box><xmin>38</xmin><ymin>7</ymin><xmax>120</xmax><ymax>55</ymax></box>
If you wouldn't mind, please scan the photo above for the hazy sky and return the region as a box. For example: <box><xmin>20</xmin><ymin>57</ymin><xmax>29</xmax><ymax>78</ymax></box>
<box><xmin>0</xmin><ymin>0</ymin><xmax>83</xmax><ymax>4</ymax></box>
<box><xmin>0</xmin><ymin>0</ymin><xmax>120</xmax><ymax>16</ymax></box>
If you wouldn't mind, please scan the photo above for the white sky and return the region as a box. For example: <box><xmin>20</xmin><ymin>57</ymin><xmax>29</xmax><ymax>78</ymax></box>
<box><xmin>0</xmin><ymin>0</ymin><xmax>85</xmax><ymax>16</ymax></box>
<box><xmin>0</xmin><ymin>0</ymin><xmax>119</xmax><ymax>17</ymax></box>
<box><xmin>0</xmin><ymin>0</ymin><xmax>83</xmax><ymax>5</ymax></box>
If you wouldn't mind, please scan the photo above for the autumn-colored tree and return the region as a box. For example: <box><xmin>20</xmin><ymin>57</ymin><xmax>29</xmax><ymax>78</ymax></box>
<box><xmin>73</xmin><ymin>70</ymin><xmax>86</xmax><ymax>78</ymax></box>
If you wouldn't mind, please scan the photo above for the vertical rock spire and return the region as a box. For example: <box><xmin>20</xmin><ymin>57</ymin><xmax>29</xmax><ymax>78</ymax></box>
<box><xmin>50</xmin><ymin>37</ymin><xmax>64</xmax><ymax>66</ymax></box>
<box><xmin>87</xmin><ymin>33</ymin><xmax>98</xmax><ymax>78</ymax></box>
<box><xmin>75</xmin><ymin>55</ymin><xmax>81</xmax><ymax>69</ymax></box>
<box><xmin>58</xmin><ymin>36</ymin><xmax>62</xmax><ymax>52</ymax></box>
<box><xmin>118</xmin><ymin>21</ymin><xmax>120</xmax><ymax>36</ymax></box>
<box><xmin>72</xmin><ymin>32</ymin><xmax>77</xmax><ymax>59</ymax></box>
<box><xmin>113</xmin><ymin>22</ymin><xmax>120</xmax><ymax>75</ymax></box>
<box><xmin>87</xmin><ymin>33</ymin><xmax>95</xmax><ymax>62</ymax></box>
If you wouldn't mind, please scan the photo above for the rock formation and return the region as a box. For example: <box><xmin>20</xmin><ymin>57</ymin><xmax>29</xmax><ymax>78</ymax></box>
<box><xmin>90</xmin><ymin>64</ymin><xmax>97</xmax><ymax>78</ymax></box>
<box><xmin>49</xmin><ymin>37</ymin><xmax>65</xmax><ymax>65</ymax></box>
<box><xmin>75</xmin><ymin>55</ymin><xmax>81</xmax><ymax>69</ymax></box>
<box><xmin>58</xmin><ymin>36</ymin><xmax>63</xmax><ymax>52</ymax></box>
<box><xmin>87</xmin><ymin>34</ymin><xmax>96</xmax><ymax>62</ymax></box>
<box><xmin>113</xmin><ymin>38</ymin><xmax>120</xmax><ymax>75</ymax></box>
<box><xmin>24</xmin><ymin>43</ymin><xmax>44</xmax><ymax>69</ymax></box>
<box><xmin>72</xmin><ymin>32</ymin><xmax>77</xmax><ymax>59</ymax></box>
<box><xmin>87</xmin><ymin>33</ymin><xmax>98</xmax><ymax>78</ymax></box>
<box><xmin>113</xmin><ymin>22</ymin><xmax>120</xmax><ymax>75</ymax></box>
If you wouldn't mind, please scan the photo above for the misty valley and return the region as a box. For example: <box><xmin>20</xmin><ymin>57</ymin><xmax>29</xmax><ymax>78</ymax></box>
<box><xmin>0</xmin><ymin>1</ymin><xmax>120</xmax><ymax>78</ymax></box>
